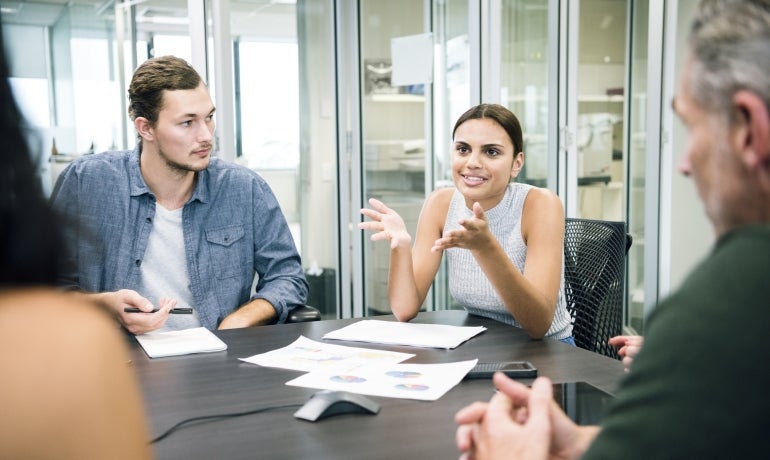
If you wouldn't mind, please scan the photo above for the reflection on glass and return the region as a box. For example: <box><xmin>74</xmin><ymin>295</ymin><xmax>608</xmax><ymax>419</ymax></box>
<box><xmin>500</xmin><ymin>0</ymin><xmax>551</xmax><ymax>187</ymax></box>
<box><xmin>553</xmin><ymin>382</ymin><xmax>614</xmax><ymax>425</ymax></box>
<box><xmin>627</xmin><ymin>1</ymin><xmax>648</xmax><ymax>332</ymax></box>
<box><xmin>238</xmin><ymin>42</ymin><xmax>300</xmax><ymax>170</ymax></box>
<box><xmin>2</xmin><ymin>0</ymin><xmax>339</xmax><ymax>317</ymax></box>
<box><xmin>433</xmin><ymin>0</ymin><xmax>471</xmax><ymax>311</ymax></box>
<box><xmin>441</xmin><ymin>0</ymin><xmax>471</xmax><ymax>160</ymax></box>
<box><xmin>360</xmin><ymin>0</ymin><xmax>427</xmax><ymax>316</ymax></box>
<box><xmin>228</xmin><ymin>0</ymin><xmax>338</xmax><ymax>318</ymax></box>
<box><xmin>575</xmin><ymin>0</ymin><xmax>626</xmax><ymax>222</ymax></box>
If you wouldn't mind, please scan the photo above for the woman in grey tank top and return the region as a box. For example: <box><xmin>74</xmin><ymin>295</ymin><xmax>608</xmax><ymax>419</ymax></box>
<box><xmin>360</xmin><ymin>104</ymin><xmax>573</xmax><ymax>342</ymax></box>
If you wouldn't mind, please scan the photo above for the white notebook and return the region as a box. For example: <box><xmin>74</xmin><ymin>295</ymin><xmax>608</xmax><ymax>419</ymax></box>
<box><xmin>135</xmin><ymin>327</ymin><xmax>228</xmax><ymax>358</ymax></box>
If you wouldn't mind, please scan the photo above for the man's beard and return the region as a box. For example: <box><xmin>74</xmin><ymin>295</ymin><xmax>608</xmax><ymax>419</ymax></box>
<box><xmin>158</xmin><ymin>145</ymin><xmax>211</xmax><ymax>176</ymax></box>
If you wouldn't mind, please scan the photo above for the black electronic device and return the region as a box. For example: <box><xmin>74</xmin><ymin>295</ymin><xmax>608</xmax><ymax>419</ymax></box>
<box><xmin>294</xmin><ymin>390</ymin><xmax>381</xmax><ymax>422</ymax></box>
<box><xmin>465</xmin><ymin>361</ymin><xmax>538</xmax><ymax>379</ymax></box>
<box><xmin>553</xmin><ymin>381</ymin><xmax>614</xmax><ymax>425</ymax></box>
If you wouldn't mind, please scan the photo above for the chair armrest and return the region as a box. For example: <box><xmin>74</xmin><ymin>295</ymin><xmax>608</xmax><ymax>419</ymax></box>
<box><xmin>286</xmin><ymin>304</ymin><xmax>322</xmax><ymax>323</ymax></box>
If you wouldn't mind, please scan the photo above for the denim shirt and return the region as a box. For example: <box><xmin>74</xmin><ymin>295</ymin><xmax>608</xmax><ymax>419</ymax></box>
<box><xmin>50</xmin><ymin>148</ymin><xmax>308</xmax><ymax>330</ymax></box>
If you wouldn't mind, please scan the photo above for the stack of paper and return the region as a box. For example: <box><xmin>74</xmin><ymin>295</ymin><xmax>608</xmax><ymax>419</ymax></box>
<box><xmin>322</xmin><ymin>320</ymin><xmax>487</xmax><ymax>349</ymax></box>
<box><xmin>239</xmin><ymin>336</ymin><xmax>413</xmax><ymax>372</ymax></box>
<box><xmin>240</xmin><ymin>334</ymin><xmax>481</xmax><ymax>401</ymax></box>
<box><xmin>135</xmin><ymin>327</ymin><xmax>227</xmax><ymax>358</ymax></box>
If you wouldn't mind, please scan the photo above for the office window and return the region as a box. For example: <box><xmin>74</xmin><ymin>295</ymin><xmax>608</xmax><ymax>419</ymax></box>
<box><xmin>9</xmin><ymin>78</ymin><xmax>50</xmax><ymax>128</ymax></box>
<box><xmin>71</xmin><ymin>37</ymin><xmax>119</xmax><ymax>153</ymax></box>
<box><xmin>237</xmin><ymin>41</ymin><xmax>300</xmax><ymax>169</ymax></box>
<box><xmin>151</xmin><ymin>35</ymin><xmax>192</xmax><ymax>63</ymax></box>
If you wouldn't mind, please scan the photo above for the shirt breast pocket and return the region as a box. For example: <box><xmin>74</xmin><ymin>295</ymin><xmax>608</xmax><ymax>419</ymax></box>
<box><xmin>205</xmin><ymin>225</ymin><xmax>246</xmax><ymax>279</ymax></box>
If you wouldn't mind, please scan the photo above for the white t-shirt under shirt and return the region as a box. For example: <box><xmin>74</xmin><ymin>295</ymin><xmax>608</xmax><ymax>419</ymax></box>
<box><xmin>137</xmin><ymin>203</ymin><xmax>202</xmax><ymax>331</ymax></box>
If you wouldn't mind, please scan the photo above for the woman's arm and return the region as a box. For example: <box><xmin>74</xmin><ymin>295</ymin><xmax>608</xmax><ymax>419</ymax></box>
<box><xmin>501</xmin><ymin>187</ymin><xmax>565</xmax><ymax>337</ymax></box>
<box><xmin>359</xmin><ymin>190</ymin><xmax>450</xmax><ymax>321</ymax></box>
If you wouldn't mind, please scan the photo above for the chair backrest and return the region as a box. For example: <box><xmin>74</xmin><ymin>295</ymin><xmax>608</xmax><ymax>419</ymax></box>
<box><xmin>563</xmin><ymin>218</ymin><xmax>630</xmax><ymax>358</ymax></box>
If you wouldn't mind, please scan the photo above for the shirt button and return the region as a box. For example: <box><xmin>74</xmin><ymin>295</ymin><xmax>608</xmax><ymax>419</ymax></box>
<box><xmin>146</xmin><ymin>217</ymin><xmax>152</xmax><ymax>223</ymax></box>
<box><xmin>135</xmin><ymin>259</ymin><xmax>141</xmax><ymax>266</ymax></box>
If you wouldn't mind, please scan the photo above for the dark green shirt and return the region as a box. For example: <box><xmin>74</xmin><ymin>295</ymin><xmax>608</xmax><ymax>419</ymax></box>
<box><xmin>585</xmin><ymin>225</ymin><xmax>770</xmax><ymax>459</ymax></box>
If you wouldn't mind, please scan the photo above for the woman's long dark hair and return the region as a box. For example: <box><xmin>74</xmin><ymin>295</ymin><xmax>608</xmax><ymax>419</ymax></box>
<box><xmin>0</xmin><ymin>24</ymin><xmax>64</xmax><ymax>286</ymax></box>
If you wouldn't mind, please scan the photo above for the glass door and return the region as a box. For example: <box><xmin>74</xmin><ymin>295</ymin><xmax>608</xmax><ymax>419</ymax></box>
<box><xmin>626</xmin><ymin>0</ymin><xmax>650</xmax><ymax>333</ymax></box>
<box><xmin>1</xmin><ymin>0</ymin><xmax>341</xmax><ymax>319</ymax></box>
<box><xmin>499</xmin><ymin>0</ymin><xmax>556</xmax><ymax>190</ymax></box>
<box><xmin>431</xmin><ymin>0</ymin><xmax>472</xmax><ymax>311</ymax></box>
<box><xmin>431</xmin><ymin>0</ymin><xmax>560</xmax><ymax>313</ymax></box>
<box><xmin>571</xmin><ymin>0</ymin><xmax>628</xmax><ymax>221</ymax></box>
<box><xmin>358</xmin><ymin>0</ymin><xmax>430</xmax><ymax>316</ymax></box>
<box><xmin>222</xmin><ymin>0</ymin><xmax>340</xmax><ymax>319</ymax></box>
<box><xmin>564</xmin><ymin>0</ymin><xmax>652</xmax><ymax>331</ymax></box>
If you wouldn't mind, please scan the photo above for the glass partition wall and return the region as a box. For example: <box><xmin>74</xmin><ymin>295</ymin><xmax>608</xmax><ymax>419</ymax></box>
<box><xmin>2</xmin><ymin>0</ymin><xmax>341</xmax><ymax>320</ymax></box>
<box><xmin>574</xmin><ymin>0</ymin><xmax>627</xmax><ymax>222</ymax></box>
<box><xmin>570</xmin><ymin>0</ymin><xmax>651</xmax><ymax>332</ymax></box>
<box><xmin>358</xmin><ymin>0</ymin><xmax>429</xmax><ymax>316</ymax></box>
<box><xmin>626</xmin><ymin>0</ymin><xmax>649</xmax><ymax>333</ymax></box>
<box><xmin>1</xmin><ymin>0</ymin><xmax>678</xmax><ymax>334</ymax></box>
<box><xmin>431</xmin><ymin>0</ymin><xmax>471</xmax><ymax>311</ymax></box>
<box><xmin>500</xmin><ymin>0</ymin><xmax>553</xmax><ymax>188</ymax></box>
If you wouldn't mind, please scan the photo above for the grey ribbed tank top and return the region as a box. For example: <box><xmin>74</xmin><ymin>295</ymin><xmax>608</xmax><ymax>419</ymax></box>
<box><xmin>444</xmin><ymin>183</ymin><xmax>572</xmax><ymax>339</ymax></box>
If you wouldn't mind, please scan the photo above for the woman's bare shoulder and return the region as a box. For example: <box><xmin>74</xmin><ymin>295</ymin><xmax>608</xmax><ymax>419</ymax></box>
<box><xmin>427</xmin><ymin>186</ymin><xmax>455</xmax><ymax>206</ymax></box>
<box><xmin>421</xmin><ymin>187</ymin><xmax>456</xmax><ymax>226</ymax></box>
<box><xmin>523</xmin><ymin>186</ymin><xmax>564</xmax><ymax>215</ymax></box>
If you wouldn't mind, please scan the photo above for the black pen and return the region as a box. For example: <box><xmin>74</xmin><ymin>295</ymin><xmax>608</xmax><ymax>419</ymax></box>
<box><xmin>124</xmin><ymin>307</ymin><xmax>194</xmax><ymax>314</ymax></box>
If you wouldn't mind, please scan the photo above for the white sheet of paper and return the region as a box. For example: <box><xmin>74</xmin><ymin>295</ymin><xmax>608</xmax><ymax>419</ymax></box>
<box><xmin>286</xmin><ymin>359</ymin><xmax>478</xmax><ymax>401</ymax></box>
<box><xmin>322</xmin><ymin>320</ymin><xmax>486</xmax><ymax>349</ymax></box>
<box><xmin>238</xmin><ymin>336</ymin><xmax>415</xmax><ymax>372</ymax></box>
<box><xmin>135</xmin><ymin>327</ymin><xmax>227</xmax><ymax>359</ymax></box>
<box><xmin>391</xmin><ymin>32</ymin><xmax>433</xmax><ymax>86</ymax></box>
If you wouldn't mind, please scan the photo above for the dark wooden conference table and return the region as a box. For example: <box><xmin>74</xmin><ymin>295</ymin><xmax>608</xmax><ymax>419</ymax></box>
<box><xmin>127</xmin><ymin>310</ymin><xmax>625</xmax><ymax>460</ymax></box>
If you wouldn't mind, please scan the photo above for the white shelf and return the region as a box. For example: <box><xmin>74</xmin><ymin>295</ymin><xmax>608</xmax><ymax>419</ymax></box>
<box><xmin>368</xmin><ymin>93</ymin><xmax>425</xmax><ymax>103</ymax></box>
<box><xmin>507</xmin><ymin>94</ymin><xmax>624</xmax><ymax>103</ymax></box>
<box><xmin>578</xmin><ymin>94</ymin><xmax>624</xmax><ymax>103</ymax></box>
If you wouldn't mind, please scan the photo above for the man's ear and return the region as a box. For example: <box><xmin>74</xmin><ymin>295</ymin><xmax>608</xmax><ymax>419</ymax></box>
<box><xmin>733</xmin><ymin>90</ymin><xmax>770</xmax><ymax>168</ymax></box>
<box><xmin>134</xmin><ymin>117</ymin><xmax>154</xmax><ymax>142</ymax></box>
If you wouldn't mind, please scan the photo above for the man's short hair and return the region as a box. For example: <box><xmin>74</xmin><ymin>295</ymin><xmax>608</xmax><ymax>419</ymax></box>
<box><xmin>127</xmin><ymin>55</ymin><xmax>203</xmax><ymax>126</ymax></box>
<box><xmin>688</xmin><ymin>0</ymin><xmax>770</xmax><ymax>119</ymax></box>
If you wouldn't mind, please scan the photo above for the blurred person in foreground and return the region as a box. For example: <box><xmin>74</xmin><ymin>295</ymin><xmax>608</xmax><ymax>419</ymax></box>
<box><xmin>455</xmin><ymin>0</ymin><xmax>770</xmax><ymax>458</ymax></box>
<box><xmin>608</xmin><ymin>334</ymin><xmax>644</xmax><ymax>372</ymax></box>
<box><xmin>0</xmin><ymin>25</ymin><xmax>151</xmax><ymax>459</ymax></box>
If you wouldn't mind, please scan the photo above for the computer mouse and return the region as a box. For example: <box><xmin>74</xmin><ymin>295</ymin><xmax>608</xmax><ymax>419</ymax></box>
<box><xmin>294</xmin><ymin>390</ymin><xmax>381</xmax><ymax>422</ymax></box>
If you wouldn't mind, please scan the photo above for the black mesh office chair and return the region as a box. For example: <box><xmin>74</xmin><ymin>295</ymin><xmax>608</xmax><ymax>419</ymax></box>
<box><xmin>563</xmin><ymin>218</ymin><xmax>632</xmax><ymax>358</ymax></box>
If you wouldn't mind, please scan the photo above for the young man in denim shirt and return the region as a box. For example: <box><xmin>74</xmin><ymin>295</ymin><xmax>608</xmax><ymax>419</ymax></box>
<box><xmin>51</xmin><ymin>56</ymin><xmax>308</xmax><ymax>334</ymax></box>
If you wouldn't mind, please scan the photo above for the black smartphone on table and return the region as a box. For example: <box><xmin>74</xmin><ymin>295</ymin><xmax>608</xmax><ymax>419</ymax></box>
<box><xmin>465</xmin><ymin>361</ymin><xmax>538</xmax><ymax>379</ymax></box>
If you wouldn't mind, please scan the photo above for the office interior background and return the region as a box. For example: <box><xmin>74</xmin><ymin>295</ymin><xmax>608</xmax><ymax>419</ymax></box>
<box><xmin>1</xmin><ymin>0</ymin><xmax>708</xmax><ymax>335</ymax></box>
